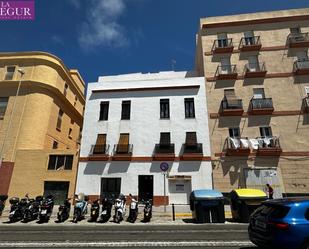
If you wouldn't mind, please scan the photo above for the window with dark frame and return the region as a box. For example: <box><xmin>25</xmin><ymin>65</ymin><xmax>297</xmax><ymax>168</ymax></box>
<box><xmin>160</xmin><ymin>132</ymin><xmax>171</xmax><ymax>145</ymax></box>
<box><xmin>260</xmin><ymin>127</ymin><xmax>273</xmax><ymax>137</ymax></box>
<box><xmin>229</xmin><ymin>128</ymin><xmax>240</xmax><ymax>138</ymax></box>
<box><xmin>121</xmin><ymin>100</ymin><xmax>131</xmax><ymax>120</ymax></box>
<box><xmin>160</xmin><ymin>99</ymin><xmax>170</xmax><ymax>119</ymax></box>
<box><xmin>0</xmin><ymin>97</ymin><xmax>9</xmax><ymax>119</ymax></box>
<box><xmin>64</xmin><ymin>83</ymin><xmax>68</xmax><ymax>97</ymax></box>
<box><xmin>186</xmin><ymin>132</ymin><xmax>197</xmax><ymax>146</ymax></box>
<box><xmin>4</xmin><ymin>66</ymin><xmax>16</xmax><ymax>80</ymax></box>
<box><xmin>47</xmin><ymin>155</ymin><xmax>73</xmax><ymax>170</ymax></box>
<box><xmin>56</xmin><ymin>109</ymin><xmax>64</xmax><ymax>130</ymax></box>
<box><xmin>68</xmin><ymin>128</ymin><xmax>73</xmax><ymax>139</ymax></box>
<box><xmin>52</xmin><ymin>141</ymin><xmax>58</xmax><ymax>149</ymax></box>
<box><xmin>184</xmin><ymin>98</ymin><xmax>195</xmax><ymax>118</ymax></box>
<box><xmin>99</xmin><ymin>101</ymin><xmax>109</xmax><ymax>121</ymax></box>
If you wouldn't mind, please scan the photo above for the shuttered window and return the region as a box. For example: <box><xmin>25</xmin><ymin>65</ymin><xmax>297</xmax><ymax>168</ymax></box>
<box><xmin>93</xmin><ymin>134</ymin><xmax>107</xmax><ymax>154</ymax></box>
<box><xmin>184</xmin><ymin>98</ymin><xmax>195</xmax><ymax>118</ymax></box>
<box><xmin>160</xmin><ymin>132</ymin><xmax>171</xmax><ymax>145</ymax></box>
<box><xmin>121</xmin><ymin>101</ymin><xmax>131</xmax><ymax>120</ymax></box>
<box><xmin>117</xmin><ymin>133</ymin><xmax>129</xmax><ymax>153</ymax></box>
<box><xmin>99</xmin><ymin>101</ymin><xmax>109</xmax><ymax>121</ymax></box>
<box><xmin>56</xmin><ymin>109</ymin><xmax>64</xmax><ymax>130</ymax></box>
<box><xmin>186</xmin><ymin>132</ymin><xmax>197</xmax><ymax>146</ymax></box>
<box><xmin>160</xmin><ymin>99</ymin><xmax>170</xmax><ymax>119</ymax></box>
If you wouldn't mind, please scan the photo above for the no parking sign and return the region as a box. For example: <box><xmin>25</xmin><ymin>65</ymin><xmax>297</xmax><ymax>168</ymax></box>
<box><xmin>160</xmin><ymin>162</ymin><xmax>169</xmax><ymax>172</ymax></box>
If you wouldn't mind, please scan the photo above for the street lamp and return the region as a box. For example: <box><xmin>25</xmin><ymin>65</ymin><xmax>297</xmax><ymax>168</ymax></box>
<box><xmin>0</xmin><ymin>68</ymin><xmax>25</xmax><ymax>168</ymax></box>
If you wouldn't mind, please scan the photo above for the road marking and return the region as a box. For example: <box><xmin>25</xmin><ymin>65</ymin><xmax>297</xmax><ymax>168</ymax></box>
<box><xmin>0</xmin><ymin>241</ymin><xmax>254</xmax><ymax>247</ymax></box>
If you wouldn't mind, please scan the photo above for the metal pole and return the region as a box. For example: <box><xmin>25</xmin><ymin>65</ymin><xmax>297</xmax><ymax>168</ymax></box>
<box><xmin>163</xmin><ymin>172</ymin><xmax>166</xmax><ymax>213</ymax></box>
<box><xmin>0</xmin><ymin>69</ymin><xmax>24</xmax><ymax>165</ymax></box>
<box><xmin>172</xmin><ymin>203</ymin><xmax>175</xmax><ymax>221</ymax></box>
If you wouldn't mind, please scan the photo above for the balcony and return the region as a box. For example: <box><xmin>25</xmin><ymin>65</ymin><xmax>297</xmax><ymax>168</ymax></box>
<box><xmin>220</xmin><ymin>98</ymin><xmax>244</xmax><ymax>116</ymax></box>
<box><xmin>181</xmin><ymin>143</ymin><xmax>203</xmax><ymax>160</ymax></box>
<box><xmin>215</xmin><ymin>65</ymin><xmax>238</xmax><ymax>80</ymax></box>
<box><xmin>303</xmin><ymin>97</ymin><xmax>309</xmax><ymax>113</ymax></box>
<box><xmin>293</xmin><ymin>60</ymin><xmax>309</xmax><ymax>75</ymax></box>
<box><xmin>244</xmin><ymin>62</ymin><xmax>267</xmax><ymax>78</ymax></box>
<box><xmin>287</xmin><ymin>32</ymin><xmax>309</xmax><ymax>48</ymax></box>
<box><xmin>249</xmin><ymin>98</ymin><xmax>274</xmax><ymax>115</ymax></box>
<box><xmin>239</xmin><ymin>36</ymin><xmax>262</xmax><ymax>52</ymax></box>
<box><xmin>254</xmin><ymin>136</ymin><xmax>282</xmax><ymax>156</ymax></box>
<box><xmin>112</xmin><ymin>144</ymin><xmax>133</xmax><ymax>161</ymax></box>
<box><xmin>225</xmin><ymin>137</ymin><xmax>250</xmax><ymax>156</ymax></box>
<box><xmin>212</xmin><ymin>38</ymin><xmax>234</xmax><ymax>54</ymax></box>
<box><xmin>89</xmin><ymin>144</ymin><xmax>110</xmax><ymax>161</ymax></box>
<box><xmin>153</xmin><ymin>144</ymin><xmax>175</xmax><ymax>161</ymax></box>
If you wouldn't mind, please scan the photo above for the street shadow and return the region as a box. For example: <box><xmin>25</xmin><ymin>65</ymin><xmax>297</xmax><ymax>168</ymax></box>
<box><xmin>108</xmin><ymin>161</ymin><xmax>130</xmax><ymax>173</ymax></box>
<box><xmin>178</xmin><ymin>161</ymin><xmax>201</xmax><ymax>172</ymax></box>
<box><xmin>83</xmin><ymin>162</ymin><xmax>107</xmax><ymax>175</ymax></box>
<box><xmin>182</xmin><ymin>218</ymin><xmax>195</xmax><ymax>223</ymax></box>
<box><xmin>218</xmin><ymin>116</ymin><xmax>242</xmax><ymax>128</ymax></box>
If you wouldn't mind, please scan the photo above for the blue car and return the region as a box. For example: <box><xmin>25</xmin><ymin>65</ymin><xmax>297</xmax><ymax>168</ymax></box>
<box><xmin>248</xmin><ymin>197</ymin><xmax>309</xmax><ymax>249</ymax></box>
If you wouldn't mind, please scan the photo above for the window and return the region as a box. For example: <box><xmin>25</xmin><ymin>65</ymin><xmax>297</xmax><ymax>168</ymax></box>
<box><xmin>0</xmin><ymin>97</ymin><xmax>8</xmax><ymax>119</ymax></box>
<box><xmin>121</xmin><ymin>100</ymin><xmax>131</xmax><ymax>120</ymax></box>
<box><xmin>253</xmin><ymin>88</ymin><xmax>265</xmax><ymax>99</ymax></box>
<box><xmin>160</xmin><ymin>99</ymin><xmax>170</xmax><ymax>119</ymax></box>
<box><xmin>93</xmin><ymin>134</ymin><xmax>107</xmax><ymax>154</ymax></box>
<box><xmin>56</xmin><ymin>109</ymin><xmax>63</xmax><ymax>130</ymax></box>
<box><xmin>260</xmin><ymin>127</ymin><xmax>273</xmax><ymax>137</ymax></box>
<box><xmin>52</xmin><ymin>141</ymin><xmax>58</xmax><ymax>149</ymax></box>
<box><xmin>217</xmin><ymin>33</ymin><xmax>228</xmax><ymax>47</ymax></box>
<box><xmin>116</xmin><ymin>133</ymin><xmax>130</xmax><ymax>153</ymax></box>
<box><xmin>290</xmin><ymin>27</ymin><xmax>301</xmax><ymax>34</ymax></box>
<box><xmin>160</xmin><ymin>132</ymin><xmax>171</xmax><ymax>145</ymax></box>
<box><xmin>248</xmin><ymin>56</ymin><xmax>259</xmax><ymax>71</ymax></box>
<box><xmin>244</xmin><ymin>31</ymin><xmax>254</xmax><ymax>45</ymax></box>
<box><xmin>296</xmin><ymin>51</ymin><xmax>308</xmax><ymax>62</ymax></box>
<box><xmin>47</xmin><ymin>155</ymin><xmax>73</xmax><ymax>170</ymax></box>
<box><xmin>99</xmin><ymin>101</ymin><xmax>109</xmax><ymax>121</ymax></box>
<box><xmin>68</xmin><ymin>128</ymin><xmax>72</xmax><ymax>139</ymax></box>
<box><xmin>64</xmin><ymin>83</ymin><xmax>68</xmax><ymax>97</ymax></box>
<box><xmin>186</xmin><ymin>132</ymin><xmax>197</xmax><ymax>145</ymax></box>
<box><xmin>74</xmin><ymin>95</ymin><xmax>77</xmax><ymax>106</ymax></box>
<box><xmin>184</xmin><ymin>98</ymin><xmax>195</xmax><ymax>118</ymax></box>
<box><xmin>4</xmin><ymin>66</ymin><xmax>15</xmax><ymax>80</ymax></box>
<box><xmin>229</xmin><ymin>128</ymin><xmax>240</xmax><ymax>138</ymax></box>
<box><xmin>220</xmin><ymin>57</ymin><xmax>232</xmax><ymax>74</ymax></box>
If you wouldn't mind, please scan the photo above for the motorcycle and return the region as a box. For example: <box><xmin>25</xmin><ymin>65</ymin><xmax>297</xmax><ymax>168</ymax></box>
<box><xmin>9</xmin><ymin>197</ymin><xmax>28</xmax><ymax>223</ymax></box>
<box><xmin>127</xmin><ymin>196</ymin><xmax>138</xmax><ymax>223</ymax></box>
<box><xmin>113</xmin><ymin>194</ymin><xmax>126</xmax><ymax>223</ymax></box>
<box><xmin>89</xmin><ymin>199</ymin><xmax>100</xmax><ymax>222</ymax></box>
<box><xmin>0</xmin><ymin>195</ymin><xmax>8</xmax><ymax>216</ymax></box>
<box><xmin>23</xmin><ymin>196</ymin><xmax>42</xmax><ymax>223</ymax></box>
<box><xmin>143</xmin><ymin>199</ymin><xmax>152</xmax><ymax>222</ymax></box>
<box><xmin>38</xmin><ymin>195</ymin><xmax>54</xmax><ymax>223</ymax></box>
<box><xmin>99</xmin><ymin>198</ymin><xmax>113</xmax><ymax>223</ymax></box>
<box><xmin>57</xmin><ymin>198</ymin><xmax>71</xmax><ymax>222</ymax></box>
<box><xmin>73</xmin><ymin>195</ymin><xmax>88</xmax><ymax>223</ymax></box>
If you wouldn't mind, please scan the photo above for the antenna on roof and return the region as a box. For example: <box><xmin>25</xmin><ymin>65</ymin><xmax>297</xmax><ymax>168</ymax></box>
<box><xmin>171</xmin><ymin>59</ymin><xmax>176</xmax><ymax>71</ymax></box>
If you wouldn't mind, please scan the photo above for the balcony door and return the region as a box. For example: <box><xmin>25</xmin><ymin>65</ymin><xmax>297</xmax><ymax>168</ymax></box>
<box><xmin>244</xmin><ymin>31</ymin><xmax>254</xmax><ymax>45</ymax></box>
<box><xmin>248</xmin><ymin>56</ymin><xmax>259</xmax><ymax>72</ymax></box>
<box><xmin>93</xmin><ymin>134</ymin><xmax>106</xmax><ymax>154</ymax></box>
<box><xmin>253</xmin><ymin>88</ymin><xmax>265</xmax><ymax>99</ymax></box>
<box><xmin>217</xmin><ymin>33</ymin><xmax>228</xmax><ymax>47</ymax></box>
<box><xmin>221</xmin><ymin>57</ymin><xmax>231</xmax><ymax>74</ymax></box>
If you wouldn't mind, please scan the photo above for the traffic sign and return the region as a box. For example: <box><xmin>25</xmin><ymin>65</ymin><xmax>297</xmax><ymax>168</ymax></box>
<box><xmin>160</xmin><ymin>162</ymin><xmax>169</xmax><ymax>172</ymax></box>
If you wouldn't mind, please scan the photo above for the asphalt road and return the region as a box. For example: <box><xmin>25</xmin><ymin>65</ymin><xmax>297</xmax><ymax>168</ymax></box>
<box><xmin>0</xmin><ymin>224</ymin><xmax>259</xmax><ymax>249</ymax></box>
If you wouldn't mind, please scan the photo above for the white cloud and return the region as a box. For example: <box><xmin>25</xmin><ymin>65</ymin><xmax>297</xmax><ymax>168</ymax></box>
<box><xmin>78</xmin><ymin>0</ymin><xmax>129</xmax><ymax>50</ymax></box>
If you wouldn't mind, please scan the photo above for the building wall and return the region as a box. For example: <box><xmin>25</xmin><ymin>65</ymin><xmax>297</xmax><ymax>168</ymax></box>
<box><xmin>197</xmin><ymin>8</ymin><xmax>309</xmax><ymax>195</ymax></box>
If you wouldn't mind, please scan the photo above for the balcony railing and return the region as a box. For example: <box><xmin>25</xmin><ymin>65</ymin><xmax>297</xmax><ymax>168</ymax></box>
<box><xmin>220</xmin><ymin>98</ymin><xmax>243</xmax><ymax>116</ymax></box>
<box><xmin>212</xmin><ymin>38</ymin><xmax>234</xmax><ymax>53</ymax></box>
<box><xmin>215</xmin><ymin>65</ymin><xmax>238</xmax><ymax>80</ymax></box>
<box><xmin>225</xmin><ymin>137</ymin><xmax>250</xmax><ymax>156</ymax></box>
<box><xmin>154</xmin><ymin>144</ymin><xmax>175</xmax><ymax>154</ymax></box>
<box><xmin>90</xmin><ymin>144</ymin><xmax>109</xmax><ymax>155</ymax></box>
<box><xmin>303</xmin><ymin>97</ymin><xmax>309</xmax><ymax>113</ymax></box>
<box><xmin>287</xmin><ymin>32</ymin><xmax>309</xmax><ymax>48</ymax></box>
<box><xmin>183</xmin><ymin>143</ymin><xmax>203</xmax><ymax>154</ymax></box>
<box><xmin>249</xmin><ymin>98</ymin><xmax>274</xmax><ymax>115</ymax></box>
<box><xmin>244</xmin><ymin>62</ymin><xmax>267</xmax><ymax>78</ymax></box>
<box><xmin>255</xmin><ymin>136</ymin><xmax>281</xmax><ymax>153</ymax></box>
<box><xmin>113</xmin><ymin>144</ymin><xmax>133</xmax><ymax>155</ymax></box>
<box><xmin>293</xmin><ymin>60</ymin><xmax>309</xmax><ymax>75</ymax></box>
<box><xmin>239</xmin><ymin>36</ymin><xmax>261</xmax><ymax>51</ymax></box>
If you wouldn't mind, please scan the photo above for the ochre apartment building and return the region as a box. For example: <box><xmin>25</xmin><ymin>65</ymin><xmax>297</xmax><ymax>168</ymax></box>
<box><xmin>0</xmin><ymin>52</ymin><xmax>85</xmax><ymax>204</ymax></box>
<box><xmin>195</xmin><ymin>8</ymin><xmax>309</xmax><ymax>197</ymax></box>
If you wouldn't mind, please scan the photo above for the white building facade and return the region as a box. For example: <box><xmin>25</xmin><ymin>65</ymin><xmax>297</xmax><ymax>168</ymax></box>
<box><xmin>76</xmin><ymin>71</ymin><xmax>212</xmax><ymax>205</ymax></box>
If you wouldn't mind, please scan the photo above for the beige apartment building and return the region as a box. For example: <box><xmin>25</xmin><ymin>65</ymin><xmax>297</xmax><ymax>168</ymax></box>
<box><xmin>196</xmin><ymin>8</ymin><xmax>309</xmax><ymax>197</ymax></box>
<box><xmin>0</xmin><ymin>52</ymin><xmax>85</xmax><ymax>204</ymax></box>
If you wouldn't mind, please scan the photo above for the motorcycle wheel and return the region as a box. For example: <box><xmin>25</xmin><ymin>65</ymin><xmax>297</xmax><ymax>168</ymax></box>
<box><xmin>73</xmin><ymin>209</ymin><xmax>81</xmax><ymax>223</ymax></box>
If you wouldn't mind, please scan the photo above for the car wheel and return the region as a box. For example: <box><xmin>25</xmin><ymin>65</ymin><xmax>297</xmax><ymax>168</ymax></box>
<box><xmin>301</xmin><ymin>242</ymin><xmax>309</xmax><ymax>249</ymax></box>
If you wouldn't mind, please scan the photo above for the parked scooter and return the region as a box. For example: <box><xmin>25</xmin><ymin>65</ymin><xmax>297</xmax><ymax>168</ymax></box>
<box><xmin>23</xmin><ymin>196</ymin><xmax>42</xmax><ymax>223</ymax></box>
<box><xmin>143</xmin><ymin>199</ymin><xmax>152</xmax><ymax>222</ymax></box>
<box><xmin>38</xmin><ymin>195</ymin><xmax>54</xmax><ymax>223</ymax></box>
<box><xmin>113</xmin><ymin>194</ymin><xmax>126</xmax><ymax>223</ymax></box>
<box><xmin>73</xmin><ymin>194</ymin><xmax>88</xmax><ymax>223</ymax></box>
<box><xmin>9</xmin><ymin>197</ymin><xmax>28</xmax><ymax>223</ymax></box>
<box><xmin>88</xmin><ymin>199</ymin><xmax>100</xmax><ymax>222</ymax></box>
<box><xmin>127</xmin><ymin>195</ymin><xmax>138</xmax><ymax>223</ymax></box>
<box><xmin>99</xmin><ymin>197</ymin><xmax>113</xmax><ymax>223</ymax></box>
<box><xmin>0</xmin><ymin>195</ymin><xmax>8</xmax><ymax>216</ymax></box>
<box><xmin>57</xmin><ymin>198</ymin><xmax>71</xmax><ymax>222</ymax></box>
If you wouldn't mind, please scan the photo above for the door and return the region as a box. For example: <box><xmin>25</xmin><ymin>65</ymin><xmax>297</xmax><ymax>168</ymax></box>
<box><xmin>244</xmin><ymin>31</ymin><xmax>254</xmax><ymax>45</ymax></box>
<box><xmin>217</xmin><ymin>33</ymin><xmax>228</xmax><ymax>47</ymax></box>
<box><xmin>244</xmin><ymin>168</ymin><xmax>283</xmax><ymax>199</ymax></box>
<box><xmin>248</xmin><ymin>56</ymin><xmax>259</xmax><ymax>72</ymax></box>
<box><xmin>138</xmin><ymin>175</ymin><xmax>153</xmax><ymax>202</ymax></box>
<box><xmin>43</xmin><ymin>181</ymin><xmax>69</xmax><ymax>205</ymax></box>
<box><xmin>169</xmin><ymin>180</ymin><xmax>192</xmax><ymax>205</ymax></box>
<box><xmin>253</xmin><ymin>88</ymin><xmax>265</xmax><ymax>99</ymax></box>
<box><xmin>101</xmin><ymin>178</ymin><xmax>121</xmax><ymax>199</ymax></box>
<box><xmin>221</xmin><ymin>57</ymin><xmax>231</xmax><ymax>74</ymax></box>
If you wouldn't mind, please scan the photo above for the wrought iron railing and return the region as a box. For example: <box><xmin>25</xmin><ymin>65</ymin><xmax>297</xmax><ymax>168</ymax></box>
<box><xmin>154</xmin><ymin>144</ymin><xmax>175</xmax><ymax>154</ymax></box>
<box><xmin>221</xmin><ymin>98</ymin><xmax>243</xmax><ymax>110</ymax></box>
<box><xmin>244</xmin><ymin>62</ymin><xmax>266</xmax><ymax>73</ymax></box>
<box><xmin>215</xmin><ymin>65</ymin><xmax>237</xmax><ymax>76</ymax></box>
<box><xmin>303</xmin><ymin>97</ymin><xmax>309</xmax><ymax>110</ymax></box>
<box><xmin>225</xmin><ymin>137</ymin><xmax>249</xmax><ymax>150</ymax></box>
<box><xmin>182</xmin><ymin>143</ymin><xmax>203</xmax><ymax>154</ymax></box>
<box><xmin>250</xmin><ymin>98</ymin><xmax>273</xmax><ymax>110</ymax></box>
<box><xmin>212</xmin><ymin>38</ymin><xmax>233</xmax><ymax>51</ymax></box>
<box><xmin>293</xmin><ymin>60</ymin><xmax>309</xmax><ymax>72</ymax></box>
<box><xmin>239</xmin><ymin>36</ymin><xmax>261</xmax><ymax>48</ymax></box>
<box><xmin>287</xmin><ymin>32</ymin><xmax>309</xmax><ymax>44</ymax></box>
<box><xmin>90</xmin><ymin>144</ymin><xmax>109</xmax><ymax>155</ymax></box>
<box><xmin>113</xmin><ymin>144</ymin><xmax>133</xmax><ymax>155</ymax></box>
<box><xmin>256</xmin><ymin>136</ymin><xmax>281</xmax><ymax>149</ymax></box>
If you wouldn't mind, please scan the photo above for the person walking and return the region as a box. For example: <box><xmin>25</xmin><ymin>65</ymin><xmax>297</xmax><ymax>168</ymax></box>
<box><xmin>266</xmin><ymin>184</ymin><xmax>274</xmax><ymax>199</ymax></box>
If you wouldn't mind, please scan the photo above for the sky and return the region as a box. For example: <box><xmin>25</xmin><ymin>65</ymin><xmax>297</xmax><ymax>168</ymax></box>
<box><xmin>1</xmin><ymin>0</ymin><xmax>309</xmax><ymax>84</ymax></box>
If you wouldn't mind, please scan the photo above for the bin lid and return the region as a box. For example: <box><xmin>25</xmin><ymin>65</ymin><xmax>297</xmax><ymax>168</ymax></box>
<box><xmin>191</xmin><ymin>189</ymin><xmax>224</xmax><ymax>199</ymax></box>
<box><xmin>232</xmin><ymin>188</ymin><xmax>267</xmax><ymax>198</ymax></box>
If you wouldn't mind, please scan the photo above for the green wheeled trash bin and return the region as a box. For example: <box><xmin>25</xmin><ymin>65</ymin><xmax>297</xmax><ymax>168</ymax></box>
<box><xmin>190</xmin><ymin>189</ymin><xmax>225</xmax><ymax>223</ymax></box>
<box><xmin>230</xmin><ymin>188</ymin><xmax>267</xmax><ymax>223</ymax></box>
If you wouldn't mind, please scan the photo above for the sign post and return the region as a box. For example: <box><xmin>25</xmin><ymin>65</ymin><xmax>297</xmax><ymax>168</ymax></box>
<box><xmin>160</xmin><ymin>162</ymin><xmax>169</xmax><ymax>213</ymax></box>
